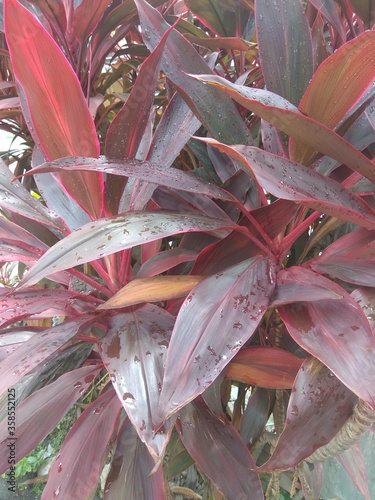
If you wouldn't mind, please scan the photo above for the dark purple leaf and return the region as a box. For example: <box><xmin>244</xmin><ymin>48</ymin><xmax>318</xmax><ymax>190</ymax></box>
<box><xmin>0</xmin><ymin>288</ymin><xmax>97</xmax><ymax>327</ymax></box>
<box><xmin>134</xmin><ymin>0</ymin><xmax>252</xmax><ymax>146</ymax></box>
<box><xmin>73</xmin><ymin>0</ymin><xmax>109</xmax><ymax>43</ymax></box>
<box><xmin>240</xmin><ymin>388</ymin><xmax>271</xmax><ymax>447</ymax></box>
<box><xmin>309</xmin><ymin>0</ymin><xmax>346</xmax><ymax>42</ymax></box>
<box><xmin>309</xmin><ymin>228</ymin><xmax>375</xmax><ymax>287</ymax></box>
<box><xmin>29</xmin><ymin>156</ymin><xmax>234</xmax><ymax>202</ymax></box>
<box><xmin>0</xmin><ymin>315</ymin><xmax>96</xmax><ymax>397</ymax></box>
<box><xmin>28</xmin><ymin>0</ymin><xmax>67</xmax><ymax>34</ymax></box>
<box><xmin>256</xmin><ymin>0</ymin><xmax>313</xmax><ymax>106</ymax></box>
<box><xmin>99</xmin><ymin>305</ymin><xmax>175</xmax><ymax>458</ymax></box>
<box><xmin>138</xmin><ymin>247</ymin><xmax>198</xmax><ymax>278</ymax></box>
<box><xmin>158</xmin><ymin>256</ymin><xmax>276</xmax><ymax>423</ymax></box>
<box><xmin>271</xmin><ymin>266</ymin><xmax>344</xmax><ymax>306</ymax></box>
<box><xmin>42</xmin><ymin>389</ymin><xmax>122</xmax><ymax>500</ymax></box>
<box><xmin>203</xmin><ymin>140</ymin><xmax>375</xmax><ymax>230</ymax></box>
<box><xmin>279</xmin><ymin>270</ymin><xmax>375</xmax><ymax>409</ymax></box>
<box><xmin>336</xmin><ymin>443</ymin><xmax>371</xmax><ymax>500</ymax></box>
<box><xmin>0</xmin><ymin>364</ymin><xmax>100</xmax><ymax>474</ymax></box>
<box><xmin>193</xmin><ymin>75</ymin><xmax>375</xmax><ymax>182</ymax></box>
<box><xmin>20</xmin><ymin>211</ymin><xmax>236</xmax><ymax>288</ymax></box>
<box><xmin>178</xmin><ymin>397</ymin><xmax>263</xmax><ymax>500</ymax></box>
<box><xmin>104</xmin><ymin>417</ymin><xmax>165</xmax><ymax>499</ymax></box>
<box><xmin>258</xmin><ymin>357</ymin><xmax>357</xmax><ymax>471</ymax></box>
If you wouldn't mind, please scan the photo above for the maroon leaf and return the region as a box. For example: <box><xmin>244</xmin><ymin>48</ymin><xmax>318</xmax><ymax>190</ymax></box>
<box><xmin>104</xmin><ymin>417</ymin><xmax>165</xmax><ymax>499</ymax></box>
<box><xmin>0</xmin><ymin>364</ymin><xmax>101</xmax><ymax>474</ymax></box>
<box><xmin>336</xmin><ymin>443</ymin><xmax>371</xmax><ymax>500</ymax></box>
<box><xmin>42</xmin><ymin>389</ymin><xmax>122</xmax><ymax>500</ymax></box>
<box><xmin>73</xmin><ymin>0</ymin><xmax>110</xmax><ymax>43</ymax></box>
<box><xmin>99</xmin><ymin>305</ymin><xmax>175</xmax><ymax>458</ymax></box>
<box><xmin>4</xmin><ymin>0</ymin><xmax>103</xmax><ymax>219</ymax></box>
<box><xmin>309</xmin><ymin>227</ymin><xmax>375</xmax><ymax>287</ymax></box>
<box><xmin>271</xmin><ymin>266</ymin><xmax>344</xmax><ymax>306</ymax></box>
<box><xmin>258</xmin><ymin>357</ymin><xmax>357</xmax><ymax>472</ymax></box>
<box><xmin>309</xmin><ymin>0</ymin><xmax>346</xmax><ymax>42</ymax></box>
<box><xmin>0</xmin><ymin>315</ymin><xmax>96</xmax><ymax>397</ymax></box>
<box><xmin>256</xmin><ymin>0</ymin><xmax>313</xmax><ymax>106</ymax></box>
<box><xmin>158</xmin><ymin>256</ymin><xmax>276</xmax><ymax>423</ymax></box>
<box><xmin>133</xmin><ymin>0</ymin><xmax>252</xmax><ymax>146</ymax></box>
<box><xmin>29</xmin><ymin>156</ymin><xmax>234</xmax><ymax>202</ymax></box>
<box><xmin>193</xmin><ymin>75</ymin><xmax>375</xmax><ymax>182</ymax></box>
<box><xmin>137</xmin><ymin>248</ymin><xmax>198</xmax><ymax>278</ymax></box>
<box><xmin>240</xmin><ymin>388</ymin><xmax>271</xmax><ymax>447</ymax></box>
<box><xmin>0</xmin><ymin>288</ymin><xmax>96</xmax><ymax>327</ymax></box>
<box><xmin>279</xmin><ymin>269</ymin><xmax>375</xmax><ymax>409</ymax></box>
<box><xmin>202</xmin><ymin>140</ymin><xmax>375</xmax><ymax>230</ymax></box>
<box><xmin>20</xmin><ymin>211</ymin><xmax>236</xmax><ymax>288</ymax></box>
<box><xmin>178</xmin><ymin>397</ymin><xmax>263</xmax><ymax>500</ymax></box>
<box><xmin>28</xmin><ymin>0</ymin><xmax>67</xmax><ymax>35</ymax></box>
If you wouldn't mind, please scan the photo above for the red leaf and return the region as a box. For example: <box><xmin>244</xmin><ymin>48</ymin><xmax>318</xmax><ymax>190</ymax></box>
<box><xmin>256</xmin><ymin>0</ymin><xmax>313</xmax><ymax>105</ymax></box>
<box><xmin>28</xmin><ymin>0</ymin><xmax>67</xmax><ymax>34</ymax></box>
<box><xmin>202</xmin><ymin>140</ymin><xmax>375</xmax><ymax>230</ymax></box>
<box><xmin>4</xmin><ymin>0</ymin><xmax>103</xmax><ymax>219</ymax></box>
<box><xmin>42</xmin><ymin>389</ymin><xmax>122</xmax><ymax>500</ymax></box>
<box><xmin>226</xmin><ymin>347</ymin><xmax>303</xmax><ymax>389</ymax></box>
<box><xmin>193</xmin><ymin>75</ymin><xmax>375</xmax><ymax>182</ymax></box>
<box><xmin>279</xmin><ymin>269</ymin><xmax>375</xmax><ymax>409</ymax></box>
<box><xmin>0</xmin><ymin>364</ymin><xmax>101</xmax><ymax>474</ymax></box>
<box><xmin>104</xmin><ymin>417</ymin><xmax>165</xmax><ymax>499</ymax></box>
<box><xmin>258</xmin><ymin>357</ymin><xmax>357</xmax><ymax>471</ymax></box>
<box><xmin>138</xmin><ymin>247</ymin><xmax>198</xmax><ymax>278</ymax></box>
<box><xmin>0</xmin><ymin>315</ymin><xmax>96</xmax><ymax>397</ymax></box>
<box><xmin>158</xmin><ymin>256</ymin><xmax>276</xmax><ymax>423</ymax></box>
<box><xmin>178</xmin><ymin>397</ymin><xmax>263</xmax><ymax>500</ymax></box>
<box><xmin>99</xmin><ymin>305</ymin><xmax>175</xmax><ymax>458</ymax></box>
<box><xmin>20</xmin><ymin>211</ymin><xmax>236</xmax><ymax>288</ymax></box>
<box><xmin>309</xmin><ymin>227</ymin><xmax>375</xmax><ymax>287</ymax></box>
<box><xmin>73</xmin><ymin>0</ymin><xmax>110</xmax><ymax>43</ymax></box>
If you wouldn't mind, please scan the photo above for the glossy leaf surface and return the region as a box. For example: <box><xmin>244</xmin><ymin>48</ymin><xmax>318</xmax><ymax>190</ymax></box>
<box><xmin>99</xmin><ymin>305</ymin><xmax>175</xmax><ymax>457</ymax></box>
<box><xmin>256</xmin><ymin>0</ymin><xmax>313</xmax><ymax>106</ymax></box>
<box><xmin>0</xmin><ymin>364</ymin><xmax>100</xmax><ymax>474</ymax></box>
<box><xmin>178</xmin><ymin>398</ymin><xmax>263</xmax><ymax>500</ymax></box>
<box><xmin>104</xmin><ymin>417</ymin><xmax>165</xmax><ymax>499</ymax></box>
<box><xmin>158</xmin><ymin>256</ymin><xmax>276</xmax><ymax>423</ymax></box>
<box><xmin>42</xmin><ymin>389</ymin><xmax>122</xmax><ymax>500</ymax></box>
<box><xmin>20</xmin><ymin>211</ymin><xmax>236</xmax><ymax>288</ymax></box>
<box><xmin>258</xmin><ymin>357</ymin><xmax>357</xmax><ymax>471</ymax></box>
<box><xmin>279</xmin><ymin>269</ymin><xmax>375</xmax><ymax>409</ymax></box>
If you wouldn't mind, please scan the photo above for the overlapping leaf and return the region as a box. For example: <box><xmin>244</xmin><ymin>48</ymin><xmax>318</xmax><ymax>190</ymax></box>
<box><xmin>258</xmin><ymin>357</ymin><xmax>357</xmax><ymax>471</ymax></box>
<box><xmin>42</xmin><ymin>389</ymin><xmax>122</xmax><ymax>500</ymax></box>
<box><xmin>279</xmin><ymin>269</ymin><xmax>375</xmax><ymax>409</ymax></box>
<box><xmin>201</xmin><ymin>139</ymin><xmax>375</xmax><ymax>230</ymax></box>
<box><xmin>104</xmin><ymin>417</ymin><xmax>165</xmax><ymax>499</ymax></box>
<box><xmin>0</xmin><ymin>364</ymin><xmax>100</xmax><ymax>474</ymax></box>
<box><xmin>336</xmin><ymin>443</ymin><xmax>371</xmax><ymax>500</ymax></box>
<box><xmin>20</xmin><ymin>211</ymin><xmax>236</xmax><ymax>288</ymax></box>
<box><xmin>178</xmin><ymin>398</ymin><xmax>263</xmax><ymax>500</ymax></box>
<box><xmin>192</xmin><ymin>75</ymin><xmax>375</xmax><ymax>182</ymax></box>
<box><xmin>99</xmin><ymin>305</ymin><xmax>175</xmax><ymax>458</ymax></box>
<box><xmin>157</xmin><ymin>256</ymin><xmax>276</xmax><ymax>423</ymax></box>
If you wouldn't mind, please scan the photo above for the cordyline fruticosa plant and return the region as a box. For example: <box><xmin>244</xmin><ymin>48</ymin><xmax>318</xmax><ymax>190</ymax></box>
<box><xmin>0</xmin><ymin>0</ymin><xmax>374</xmax><ymax>498</ymax></box>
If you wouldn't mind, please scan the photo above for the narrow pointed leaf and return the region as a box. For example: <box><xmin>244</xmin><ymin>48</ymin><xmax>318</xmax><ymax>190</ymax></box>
<box><xmin>20</xmin><ymin>211</ymin><xmax>236</xmax><ymax>288</ymax></box>
<box><xmin>28</xmin><ymin>0</ymin><xmax>67</xmax><ymax>34</ymax></box>
<box><xmin>98</xmin><ymin>275</ymin><xmax>206</xmax><ymax>309</ymax></box>
<box><xmin>134</xmin><ymin>0</ymin><xmax>252</xmax><ymax>146</ymax></box>
<box><xmin>0</xmin><ymin>288</ymin><xmax>97</xmax><ymax>327</ymax></box>
<box><xmin>178</xmin><ymin>398</ymin><xmax>263</xmax><ymax>500</ymax></box>
<box><xmin>240</xmin><ymin>388</ymin><xmax>271</xmax><ymax>446</ymax></box>
<box><xmin>99</xmin><ymin>305</ymin><xmax>174</xmax><ymax>458</ymax></box>
<box><xmin>193</xmin><ymin>75</ymin><xmax>375</xmax><ymax>182</ymax></box>
<box><xmin>73</xmin><ymin>0</ymin><xmax>110</xmax><ymax>43</ymax></box>
<box><xmin>0</xmin><ymin>315</ymin><xmax>95</xmax><ymax>397</ymax></box>
<box><xmin>29</xmin><ymin>156</ymin><xmax>234</xmax><ymax>201</ymax></box>
<box><xmin>309</xmin><ymin>0</ymin><xmax>346</xmax><ymax>42</ymax></box>
<box><xmin>104</xmin><ymin>417</ymin><xmax>165</xmax><ymax>499</ymax></box>
<box><xmin>138</xmin><ymin>248</ymin><xmax>198</xmax><ymax>278</ymax></box>
<box><xmin>225</xmin><ymin>347</ymin><xmax>303</xmax><ymax>389</ymax></box>
<box><xmin>0</xmin><ymin>364</ymin><xmax>100</xmax><ymax>474</ymax></box>
<box><xmin>158</xmin><ymin>256</ymin><xmax>276</xmax><ymax>423</ymax></box>
<box><xmin>258</xmin><ymin>357</ymin><xmax>357</xmax><ymax>472</ymax></box>
<box><xmin>290</xmin><ymin>31</ymin><xmax>375</xmax><ymax>163</ymax></box>
<box><xmin>42</xmin><ymin>389</ymin><xmax>122</xmax><ymax>500</ymax></box>
<box><xmin>309</xmin><ymin>228</ymin><xmax>375</xmax><ymax>286</ymax></box>
<box><xmin>185</xmin><ymin>0</ymin><xmax>241</xmax><ymax>37</ymax></box>
<box><xmin>279</xmin><ymin>269</ymin><xmax>375</xmax><ymax>409</ymax></box>
<box><xmin>336</xmin><ymin>443</ymin><xmax>371</xmax><ymax>500</ymax></box>
<box><xmin>202</xmin><ymin>140</ymin><xmax>375</xmax><ymax>230</ymax></box>
<box><xmin>4</xmin><ymin>0</ymin><xmax>103</xmax><ymax>219</ymax></box>
<box><xmin>256</xmin><ymin>0</ymin><xmax>313</xmax><ymax>105</ymax></box>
